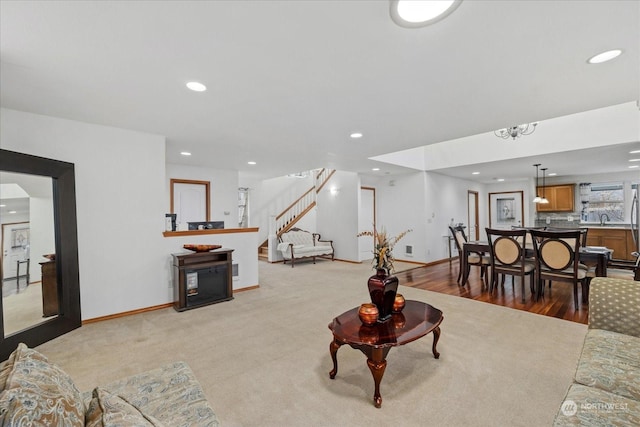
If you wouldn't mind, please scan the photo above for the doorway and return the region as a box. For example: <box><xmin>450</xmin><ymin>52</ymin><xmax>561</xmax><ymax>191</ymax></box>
<box><xmin>359</xmin><ymin>187</ymin><xmax>376</xmax><ymax>262</ymax></box>
<box><xmin>468</xmin><ymin>191</ymin><xmax>479</xmax><ymax>240</ymax></box>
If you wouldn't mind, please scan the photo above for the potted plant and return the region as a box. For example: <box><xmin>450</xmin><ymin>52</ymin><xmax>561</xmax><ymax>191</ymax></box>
<box><xmin>357</xmin><ymin>226</ymin><xmax>412</xmax><ymax>321</ymax></box>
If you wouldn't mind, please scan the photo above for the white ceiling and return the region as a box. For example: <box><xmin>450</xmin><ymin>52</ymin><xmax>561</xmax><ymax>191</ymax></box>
<box><xmin>1</xmin><ymin>1</ymin><xmax>639</xmax><ymax>181</ymax></box>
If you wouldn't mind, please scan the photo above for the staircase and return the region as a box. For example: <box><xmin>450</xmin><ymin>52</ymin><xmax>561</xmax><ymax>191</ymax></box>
<box><xmin>258</xmin><ymin>168</ymin><xmax>335</xmax><ymax>260</ymax></box>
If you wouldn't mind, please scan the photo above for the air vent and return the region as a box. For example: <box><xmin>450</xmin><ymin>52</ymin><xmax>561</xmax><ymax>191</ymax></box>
<box><xmin>405</xmin><ymin>245</ymin><xmax>413</xmax><ymax>255</ymax></box>
<box><xmin>232</xmin><ymin>263</ymin><xmax>239</xmax><ymax>279</ymax></box>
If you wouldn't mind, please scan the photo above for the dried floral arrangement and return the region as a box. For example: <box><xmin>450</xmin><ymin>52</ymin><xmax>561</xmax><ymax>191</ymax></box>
<box><xmin>357</xmin><ymin>226</ymin><xmax>412</xmax><ymax>273</ymax></box>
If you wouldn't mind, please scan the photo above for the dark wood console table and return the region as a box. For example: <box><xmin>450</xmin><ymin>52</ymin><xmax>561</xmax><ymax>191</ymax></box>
<box><xmin>39</xmin><ymin>260</ymin><xmax>59</xmax><ymax>317</ymax></box>
<box><xmin>172</xmin><ymin>249</ymin><xmax>234</xmax><ymax>311</ymax></box>
<box><xmin>328</xmin><ymin>300</ymin><xmax>443</xmax><ymax>407</ymax></box>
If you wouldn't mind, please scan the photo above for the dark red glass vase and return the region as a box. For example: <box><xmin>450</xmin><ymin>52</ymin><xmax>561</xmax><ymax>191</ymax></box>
<box><xmin>367</xmin><ymin>268</ymin><xmax>399</xmax><ymax>322</ymax></box>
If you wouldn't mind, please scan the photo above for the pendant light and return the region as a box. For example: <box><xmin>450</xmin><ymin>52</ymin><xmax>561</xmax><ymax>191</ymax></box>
<box><xmin>539</xmin><ymin>168</ymin><xmax>549</xmax><ymax>204</ymax></box>
<box><xmin>532</xmin><ymin>164</ymin><xmax>542</xmax><ymax>203</ymax></box>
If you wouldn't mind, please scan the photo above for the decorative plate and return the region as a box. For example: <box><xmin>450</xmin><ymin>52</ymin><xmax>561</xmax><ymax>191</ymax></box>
<box><xmin>183</xmin><ymin>244</ymin><xmax>222</xmax><ymax>253</ymax></box>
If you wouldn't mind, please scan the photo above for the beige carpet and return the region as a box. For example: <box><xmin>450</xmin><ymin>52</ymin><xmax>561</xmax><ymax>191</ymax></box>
<box><xmin>36</xmin><ymin>259</ymin><xmax>586</xmax><ymax>426</ymax></box>
<box><xmin>3</xmin><ymin>282</ymin><xmax>49</xmax><ymax>336</ymax></box>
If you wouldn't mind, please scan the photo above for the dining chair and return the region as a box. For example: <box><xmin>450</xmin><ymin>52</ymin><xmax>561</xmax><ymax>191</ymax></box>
<box><xmin>604</xmin><ymin>252</ymin><xmax>640</xmax><ymax>281</ymax></box>
<box><xmin>529</xmin><ymin>229</ymin><xmax>588</xmax><ymax>310</ymax></box>
<box><xmin>485</xmin><ymin>228</ymin><xmax>536</xmax><ymax>303</ymax></box>
<box><xmin>449</xmin><ymin>225</ymin><xmax>490</xmax><ymax>285</ymax></box>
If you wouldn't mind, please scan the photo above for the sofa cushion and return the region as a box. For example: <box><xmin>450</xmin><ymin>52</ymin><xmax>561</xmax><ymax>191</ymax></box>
<box><xmin>96</xmin><ymin>361</ymin><xmax>219</xmax><ymax>427</ymax></box>
<box><xmin>0</xmin><ymin>343</ymin><xmax>84</xmax><ymax>426</ymax></box>
<box><xmin>574</xmin><ymin>329</ymin><xmax>640</xmax><ymax>401</ymax></box>
<box><xmin>553</xmin><ymin>383</ymin><xmax>640</xmax><ymax>426</ymax></box>
<box><xmin>588</xmin><ymin>277</ymin><xmax>640</xmax><ymax>337</ymax></box>
<box><xmin>86</xmin><ymin>387</ymin><xmax>166</xmax><ymax>427</ymax></box>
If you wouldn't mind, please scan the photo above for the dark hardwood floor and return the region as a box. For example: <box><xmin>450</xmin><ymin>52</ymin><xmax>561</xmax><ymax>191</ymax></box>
<box><xmin>395</xmin><ymin>259</ymin><xmax>588</xmax><ymax>324</ymax></box>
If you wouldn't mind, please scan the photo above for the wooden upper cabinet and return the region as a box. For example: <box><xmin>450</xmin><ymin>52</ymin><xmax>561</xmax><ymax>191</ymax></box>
<box><xmin>536</xmin><ymin>184</ymin><xmax>575</xmax><ymax>212</ymax></box>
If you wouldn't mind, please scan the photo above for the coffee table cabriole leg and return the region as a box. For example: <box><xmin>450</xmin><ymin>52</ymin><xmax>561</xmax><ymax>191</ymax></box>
<box><xmin>432</xmin><ymin>325</ymin><xmax>441</xmax><ymax>359</ymax></box>
<box><xmin>362</xmin><ymin>346</ymin><xmax>391</xmax><ymax>408</ymax></box>
<box><xmin>329</xmin><ymin>338</ymin><xmax>343</xmax><ymax>379</ymax></box>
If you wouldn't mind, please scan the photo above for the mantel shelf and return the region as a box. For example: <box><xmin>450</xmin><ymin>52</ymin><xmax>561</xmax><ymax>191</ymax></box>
<box><xmin>163</xmin><ymin>227</ymin><xmax>258</xmax><ymax>237</ymax></box>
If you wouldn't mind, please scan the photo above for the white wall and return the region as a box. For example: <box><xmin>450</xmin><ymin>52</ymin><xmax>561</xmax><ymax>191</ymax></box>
<box><xmin>316</xmin><ymin>171</ymin><xmax>360</xmax><ymax>261</ymax></box>
<box><xmin>166</xmin><ymin>163</ymin><xmax>239</xmax><ymax>229</ymax></box>
<box><xmin>1</xmin><ymin>108</ymin><xmax>167</xmax><ymax>319</ymax></box>
<box><xmin>421</xmin><ymin>102</ymin><xmax>640</xmax><ymax>170</ymax></box>
<box><xmin>362</xmin><ymin>171</ymin><xmax>487</xmax><ymax>264</ymax></box>
<box><xmin>374</xmin><ymin>173</ymin><xmax>428</xmax><ymax>260</ymax></box>
<box><xmin>1</xmin><ymin>109</ymin><xmax>261</xmax><ymax>319</ymax></box>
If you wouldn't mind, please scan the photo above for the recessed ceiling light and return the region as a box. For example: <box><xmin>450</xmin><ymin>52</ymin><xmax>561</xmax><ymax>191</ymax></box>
<box><xmin>548</xmin><ymin>172</ymin><xmax>557</xmax><ymax>176</ymax></box>
<box><xmin>630</xmin><ymin>150</ymin><xmax>640</xmax><ymax>154</ymax></box>
<box><xmin>180</xmin><ymin>151</ymin><xmax>191</xmax><ymax>156</ymax></box>
<box><xmin>186</xmin><ymin>81</ymin><xmax>207</xmax><ymax>92</ymax></box>
<box><xmin>629</xmin><ymin>159</ymin><xmax>640</xmax><ymax>162</ymax></box>
<box><xmin>390</xmin><ymin>0</ymin><xmax>462</xmax><ymax>28</ymax></box>
<box><xmin>0</xmin><ymin>204</ymin><xmax>5</xmax><ymax>207</ymax></box>
<box><xmin>9</xmin><ymin>210</ymin><xmax>16</xmax><ymax>214</ymax></box>
<box><xmin>629</xmin><ymin>165</ymin><xmax>639</xmax><ymax>169</ymax></box>
<box><xmin>350</xmin><ymin>132</ymin><xmax>363</xmax><ymax>139</ymax></box>
<box><xmin>497</xmin><ymin>178</ymin><xmax>505</xmax><ymax>182</ymax></box>
<box><xmin>587</xmin><ymin>49</ymin><xmax>622</xmax><ymax>64</ymax></box>
<box><xmin>372</xmin><ymin>168</ymin><xmax>380</xmax><ymax>171</ymax></box>
<box><xmin>472</xmin><ymin>172</ymin><xmax>480</xmax><ymax>175</ymax></box>
<box><xmin>248</xmin><ymin>161</ymin><xmax>256</xmax><ymax>165</ymax></box>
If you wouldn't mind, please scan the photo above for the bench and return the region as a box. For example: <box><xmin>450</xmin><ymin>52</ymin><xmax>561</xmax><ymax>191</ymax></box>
<box><xmin>277</xmin><ymin>227</ymin><xmax>334</xmax><ymax>267</ymax></box>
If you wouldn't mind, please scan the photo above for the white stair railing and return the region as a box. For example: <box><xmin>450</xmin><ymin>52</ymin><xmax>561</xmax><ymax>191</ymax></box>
<box><xmin>267</xmin><ymin>168</ymin><xmax>335</xmax><ymax>240</ymax></box>
<box><xmin>275</xmin><ymin>187</ymin><xmax>316</xmax><ymax>236</ymax></box>
<box><xmin>315</xmin><ymin>168</ymin><xmax>335</xmax><ymax>194</ymax></box>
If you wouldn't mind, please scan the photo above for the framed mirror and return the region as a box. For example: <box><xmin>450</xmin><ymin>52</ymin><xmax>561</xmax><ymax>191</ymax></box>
<box><xmin>170</xmin><ymin>179</ymin><xmax>210</xmax><ymax>230</ymax></box>
<box><xmin>0</xmin><ymin>149</ymin><xmax>81</xmax><ymax>360</ymax></box>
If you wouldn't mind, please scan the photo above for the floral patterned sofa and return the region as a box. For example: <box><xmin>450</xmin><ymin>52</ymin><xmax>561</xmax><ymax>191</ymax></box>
<box><xmin>0</xmin><ymin>343</ymin><xmax>219</xmax><ymax>426</ymax></box>
<box><xmin>277</xmin><ymin>227</ymin><xmax>334</xmax><ymax>267</ymax></box>
<box><xmin>553</xmin><ymin>277</ymin><xmax>640</xmax><ymax>426</ymax></box>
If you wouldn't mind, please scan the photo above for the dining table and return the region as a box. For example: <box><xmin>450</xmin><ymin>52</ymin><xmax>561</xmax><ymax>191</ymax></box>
<box><xmin>460</xmin><ymin>241</ymin><xmax>612</xmax><ymax>287</ymax></box>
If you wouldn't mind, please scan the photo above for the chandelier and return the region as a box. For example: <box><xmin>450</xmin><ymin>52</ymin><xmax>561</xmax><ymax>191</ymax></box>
<box><xmin>494</xmin><ymin>122</ymin><xmax>538</xmax><ymax>140</ymax></box>
<box><xmin>532</xmin><ymin>163</ymin><xmax>549</xmax><ymax>204</ymax></box>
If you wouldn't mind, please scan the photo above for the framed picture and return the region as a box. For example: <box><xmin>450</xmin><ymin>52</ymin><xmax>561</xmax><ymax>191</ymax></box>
<box><xmin>488</xmin><ymin>191</ymin><xmax>524</xmax><ymax>229</ymax></box>
<box><xmin>11</xmin><ymin>228</ymin><xmax>30</xmax><ymax>248</ymax></box>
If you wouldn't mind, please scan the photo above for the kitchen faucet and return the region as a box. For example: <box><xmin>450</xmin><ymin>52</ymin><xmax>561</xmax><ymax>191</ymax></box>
<box><xmin>599</xmin><ymin>213</ymin><xmax>610</xmax><ymax>226</ymax></box>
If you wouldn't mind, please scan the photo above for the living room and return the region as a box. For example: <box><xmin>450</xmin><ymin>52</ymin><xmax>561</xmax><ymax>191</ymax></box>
<box><xmin>1</xmin><ymin>1</ymin><xmax>639</xmax><ymax>425</ymax></box>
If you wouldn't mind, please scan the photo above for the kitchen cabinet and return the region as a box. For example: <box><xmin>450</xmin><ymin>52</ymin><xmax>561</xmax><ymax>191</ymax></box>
<box><xmin>536</xmin><ymin>184</ymin><xmax>575</xmax><ymax>212</ymax></box>
<box><xmin>586</xmin><ymin>228</ymin><xmax>634</xmax><ymax>261</ymax></box>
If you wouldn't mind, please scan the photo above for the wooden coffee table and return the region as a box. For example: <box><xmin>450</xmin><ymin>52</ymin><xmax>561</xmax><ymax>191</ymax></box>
<box><xmin>328</xmin><ymin>300</ymin><xmax>443</xmax><ymax>407</ymax></box>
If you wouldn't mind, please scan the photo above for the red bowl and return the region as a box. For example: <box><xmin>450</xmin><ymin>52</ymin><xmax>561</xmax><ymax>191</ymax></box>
<box><xmin>183</xmin><ymin>244</ymin><xmax>222</xmax><ymax>253</ymax></box>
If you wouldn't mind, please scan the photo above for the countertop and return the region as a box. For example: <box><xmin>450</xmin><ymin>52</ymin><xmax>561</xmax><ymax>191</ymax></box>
<box><xmin>581</xmin><ymin>224</ymin><xmax>632</xmax><ymax>230</ymax></box>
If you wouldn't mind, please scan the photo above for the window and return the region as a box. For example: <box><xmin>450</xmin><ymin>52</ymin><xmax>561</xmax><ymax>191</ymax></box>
<box><xmin>584</xmin><ymin>182</ymin><xmax>624</xmax><ymax>223</ymax></box>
